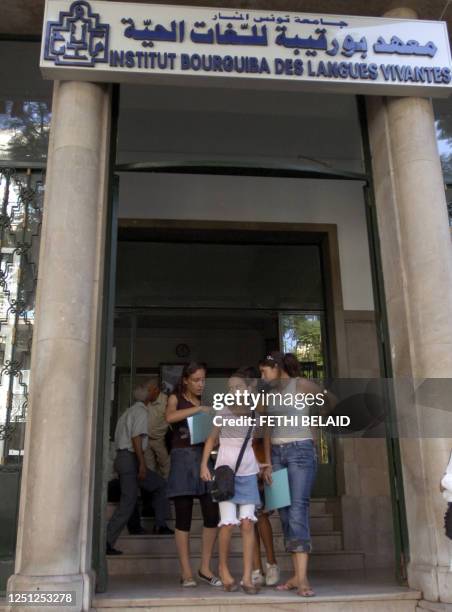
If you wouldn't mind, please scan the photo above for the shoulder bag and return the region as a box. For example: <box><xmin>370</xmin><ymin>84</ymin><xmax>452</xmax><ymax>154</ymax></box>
<box><xmin>210</xmin><ymin>425</ymin><xmax>253</xmax><ymax>503</ymax></box>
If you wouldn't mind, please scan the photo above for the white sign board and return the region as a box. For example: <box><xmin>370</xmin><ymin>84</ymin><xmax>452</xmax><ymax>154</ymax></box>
<box><xmin>40</xmin><ymin>0</ymin><xmax>452</xmax><ymax>96</ymax></box>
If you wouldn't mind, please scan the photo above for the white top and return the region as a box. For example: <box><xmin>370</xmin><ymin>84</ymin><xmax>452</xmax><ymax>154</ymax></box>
<box><xmin>114</xmin><ymin>401</ymin><xmax>149</xmax><ymax>453</ymax></box>
<box><xmin>269</xmin><ymin>377</ymin><xmax>313</xmax><ymax>445</ymax></box>
<box><xmin>441</xmin><ymin>450</ymin><xmax>452</xmax><ymax>503</ymax></box>
<box><xmin>215</xmin><ymin>409</ymin><xmax>259</xmax><ymax>476</ymax></box>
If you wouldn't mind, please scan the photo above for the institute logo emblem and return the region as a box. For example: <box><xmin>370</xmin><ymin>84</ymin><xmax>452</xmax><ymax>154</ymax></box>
<box><xmin>44</xmin><ymin>0</ymin><xmax>109</xmax><ymax>67</ymax></box>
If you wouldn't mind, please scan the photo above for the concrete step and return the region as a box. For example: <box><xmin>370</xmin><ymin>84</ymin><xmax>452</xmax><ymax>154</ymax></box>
<box><xmin>92</xmin><ymin>588</ymin><xmax>420</xmax><ymax>612</ymax></box>
<box><xmin>107</xmin><ymin>549</ymin><xmax>365</xmax><ymax>574</ymax></box>
<box><xmin>116</xmin><ymin>531</ymin><xmax>343</xmax><ymax>555</ymax></box>
<box><xmin>92</xmin><ymin>593</ymin><xmax>420</xmax><ymax>612</ymax></box>
<box><xmin>2</xmin><ymin>570</ymin><xmax>422</xmax><ymax>612</ymax></box>
<box><xmin>1</xmin><ymin>574</ymin><xmax>423</xmax><ymax>612</ymax></box>
<box><xmin>107</xmin><ymin>497</ymin><xmax>341</xmax><ymax>521</ymax></box>
<box><xmin>92</xmin><ymin>598</ymin><xmax>419</xmax><ymax>612</ymax></box>
<box><xmin>136</xmin><ymin>513</ymin><xmax>337</xmax><ymax>534</ymax></box>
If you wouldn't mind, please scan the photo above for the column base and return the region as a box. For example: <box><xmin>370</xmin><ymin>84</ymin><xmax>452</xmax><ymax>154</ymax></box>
<box><xmin>438</xmin><ymin>564</ymin><xmax>452</xmax><ymax>603</ymax></box>
<box><xmin>7</xmin><ymin>571</ymin><xmax>94</xmax><ymax>612</ymax></box>
<box><xmin>408</xmin><ymin>562</ymin><xmax>452</xmax><ymax>603</ymax></box>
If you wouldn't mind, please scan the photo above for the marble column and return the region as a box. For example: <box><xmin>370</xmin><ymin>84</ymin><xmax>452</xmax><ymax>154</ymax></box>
<box><xmin>366</xmin><ymin>7</ymin><xmax>452</xmax><ymax>603</ymax></box>
<box><xmin>7</xmin><ymin>80</ymin><xmax>112</xmax><ymax>611</ymax></box>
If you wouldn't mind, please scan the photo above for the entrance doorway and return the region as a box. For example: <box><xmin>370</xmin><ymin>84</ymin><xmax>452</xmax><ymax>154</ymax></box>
<box><xmin>93</xmin><ymin>218</ymin><xmax>345</xmax><ymax>590</ymax></box>
<box><xmin>92</xmin><ymin>82</ymin><xmax>407</xmax><ymax>595</ymax></box>
<box><xmin>112</xmin><ymin>221</ymin><xmax>338</xmax><ymax>499</ymax></box>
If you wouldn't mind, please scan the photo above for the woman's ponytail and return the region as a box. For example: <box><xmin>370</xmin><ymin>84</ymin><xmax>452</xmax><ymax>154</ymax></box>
<box><xmin>283</xmin><ymin>353</ymin><xmax>301</xmax><ymax>378</ymax></box>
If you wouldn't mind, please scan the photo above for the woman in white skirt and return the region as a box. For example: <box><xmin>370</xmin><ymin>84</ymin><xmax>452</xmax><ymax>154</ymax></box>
<box><xmin>201</xmin><ymin>367</ymin><xmax>262</xmax><ymax>594</ymax></box>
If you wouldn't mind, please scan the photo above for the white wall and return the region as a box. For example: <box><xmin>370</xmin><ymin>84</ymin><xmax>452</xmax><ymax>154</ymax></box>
<box><xmin>118</xmin><ymin>173</ymin><xmax>374</xmax><ymax>311</ymax></box>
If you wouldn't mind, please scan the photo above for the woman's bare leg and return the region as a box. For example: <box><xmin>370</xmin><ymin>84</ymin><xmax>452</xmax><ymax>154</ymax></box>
<box><xmin>257</xmin><ymin>513</ymin><xmax>277</xmax><ymax>565</ymax></box>
<box><xmin>200</xmin><ymin>527</ymin><xmax>218</xmax><ymax>577</ymax></box>
<box><xmin>241</xmin><ymin>519</ymin><xmax>255</xmax><ymax>587</ymax></box>
<box><xmin>293</xmin><ymin>551</ymin><xmax>313</xmax><ymax>593</ymax></box>
<box><xmin>218</xmin><ymin>525</ymin><xmax>235</xmax><ymax>585</ymax></box>
<box><xmin>175</xmin><ymin>529</ymin><xmax>192</xmax><ymax>580</ymax></box>
<box><xmin>252</xmin><ymin>524</ymin><xmax>264</xmax><ymax>572</ymax></box>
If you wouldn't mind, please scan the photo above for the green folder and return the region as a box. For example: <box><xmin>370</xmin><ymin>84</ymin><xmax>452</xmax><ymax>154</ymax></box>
<box><xmin>187</xmin><ymin>412</ymin><xmax>213</xmax><ymax>445</ymax></box>
<box><xmin>264</xmin><ymin>467</ymin><xmax>291</xmax><ymax>511</ymax></box>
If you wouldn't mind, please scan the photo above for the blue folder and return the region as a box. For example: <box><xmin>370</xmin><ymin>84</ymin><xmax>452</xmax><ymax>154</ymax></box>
<box><xmin>264</xmin><ymin>467</ymin><xmax>291</xmax><ymax>511</ymax></box>
<box><xmin>187</xmin><ymin>412</ymin><xmax>213</xmax><ymax>445</ymax></box>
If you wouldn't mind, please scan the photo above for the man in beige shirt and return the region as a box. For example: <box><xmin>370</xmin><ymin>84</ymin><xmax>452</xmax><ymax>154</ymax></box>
<box><xmin>144</xmin><ymin>384</ymin><xmax>170</xmax><ymax>479</ymax></box>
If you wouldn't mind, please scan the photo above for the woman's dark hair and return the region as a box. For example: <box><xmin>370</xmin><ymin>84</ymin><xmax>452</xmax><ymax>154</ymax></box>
<box><xmin>260</xmin><ymin>351</ymin><xmax>300</xmax><ymax>378</ymax></box>
<box><xmin>174</xmin><ymin>361</ymin><xmax>207</xmax><ymax>398</ymax></box>
<box><xmin>231</xmin><ymin>365</ymin><xmax>260</xmax><ymax>387</ymax></box>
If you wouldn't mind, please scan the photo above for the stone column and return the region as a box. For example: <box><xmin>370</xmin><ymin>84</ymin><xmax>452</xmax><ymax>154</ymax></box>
<box><xmin>7</xmin><ymin>80</ymin><xmax>112</xmax><ymax>611</ymax></box>
<box><xmin>366</xmin><ymin>7</ymin><xmax>452</xmax><ymax>603</ymax></box>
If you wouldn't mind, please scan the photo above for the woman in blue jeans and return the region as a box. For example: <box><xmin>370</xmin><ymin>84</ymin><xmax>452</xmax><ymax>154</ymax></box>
<box><xmin>261</xmin><ymin>351</ymin><xmax>330</xmax><ymax>598</ymax></box>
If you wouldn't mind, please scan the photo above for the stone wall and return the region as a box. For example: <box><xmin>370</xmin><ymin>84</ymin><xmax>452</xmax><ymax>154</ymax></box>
<box><xmin>337</xmin><ymin>310</ymin><xmax>396</xmax><ymax>569</ymax></box>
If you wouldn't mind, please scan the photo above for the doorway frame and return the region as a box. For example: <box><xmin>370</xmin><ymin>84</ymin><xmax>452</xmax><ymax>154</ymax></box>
<box><xmin>116</xmin><ymin>219</ymin><xmax>346</xmax><ymax>502</ymax></box>
<box><xmin>90</xmin><ymin>88</ymin><xmax>409</xmax><ymax>592</ymax></box>
<box><xmin>116</xmin><ymin>217</ymin><xmax>348</xmax><ymax>379</ymax></box>
<box><xmin>92</xmin><ymin>215</ymin><xmax>348</xmax><ymax>592</ymax></box>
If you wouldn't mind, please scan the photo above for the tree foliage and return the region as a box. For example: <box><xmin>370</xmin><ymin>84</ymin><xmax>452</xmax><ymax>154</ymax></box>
<box><xmin>1</xmin><ymin>101</ymin><xmax>51</xmax><ymax>162</ymax></box>
<box><xmin>281</xmin><ymin>314</ymin><xmax>323</xmax><ymax>365</ymax></box>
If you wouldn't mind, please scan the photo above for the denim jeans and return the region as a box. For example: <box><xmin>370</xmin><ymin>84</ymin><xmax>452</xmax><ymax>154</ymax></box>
<box><xmin>271</xmin><ymin>439</ymin><xmax>318</xmax><ymax>553</ymax></box>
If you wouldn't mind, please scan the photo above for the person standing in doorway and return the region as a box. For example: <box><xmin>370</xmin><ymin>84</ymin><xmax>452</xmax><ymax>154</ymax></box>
<box><xmin>145</xmin><ymin>382</ymin><xmax>170</xmax><ymax>479</ymax></box>
<box><xmin>261</xmin><ymin>351</ymin><xmax>324</xmax><ymax>597</ymax></box>
<box><xmin>106</xmin><ymin>383</ymin><xmax>174</xmax><ymax>555</ymax></box>
<box><xmin>201</xmin><ymin>368</ymin><xmax>262</xmax><ymax>595</ymax></box>
<box><xmin>166</xmin><ymin>362</ymin><xmax>221</xmax><ymax>588</ymax></box>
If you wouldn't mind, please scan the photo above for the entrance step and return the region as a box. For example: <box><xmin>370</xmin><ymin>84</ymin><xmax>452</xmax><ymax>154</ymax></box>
<box><xmin>136</xmin><ymin>513</ymin><xmax>337</xmax><ymax>535</ymax></box>
<box><xmin>144</xmin><ymin>512</ymin><xmax>338</xmax><ymax>533</ymax></box>
<box><xmin>106</xmin><ymin>495</ymin><xmax>357</xmax><ymax>575</ymax></box>
<box><xmin>107</xmin><ymin>497</ymin><xmax>341</xmax><ymax>521</ymax></box>
<box><xmin>108</xmin><ymin>497</ymin><xmax>343</xmax><ymax>537</ymax></box>
<box><xmin>92</xmin><ymin>570</ymin><xmax>421</xmax><ymax>611</ymax></box>
<box><xmin>108</xmin><ymin>497</ymin><xmax>343</xmax><ymax>540</ymax></box>
<box><xmin>1</xmin><ymin>570</ymin><xmax>421</xmax><ymax>612</ymax></box>
<box><xmin>107</xmin><ymin>549</ymin><xmax>365</xmax><ymax>574</ymax></box>
<box><xmin>92</xmin><ymin>595</ymin><xmax>419</xmax><ymax>612</ymax></box>
<box><xmin>116</xmin><ymin>531</ymin><xmax>343</xmax><ymax>555</ymax></box>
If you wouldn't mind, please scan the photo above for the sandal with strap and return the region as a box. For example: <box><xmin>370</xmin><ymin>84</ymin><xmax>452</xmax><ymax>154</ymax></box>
<box><xmin>275</xmin><ymin>582</ymin><xmax>297</xmax><ymax>591</ymax></box>
<box><xmin>198</xmin><ymin>570</ymin><xmax>222</xmax><ymax>587</ymax></box>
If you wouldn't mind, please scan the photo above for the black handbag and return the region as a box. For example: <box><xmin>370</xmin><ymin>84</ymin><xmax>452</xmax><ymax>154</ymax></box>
<box><xmin>210</xmin><ymin>425</ymin><xmax>253</xmax><ymax>503</ymax></box>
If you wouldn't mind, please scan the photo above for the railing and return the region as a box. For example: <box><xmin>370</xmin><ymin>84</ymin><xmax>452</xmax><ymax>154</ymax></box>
<box><xmin>0</xmin><ymin>167</ymin><xmax>44</xmax><ymax>465</ymax></box>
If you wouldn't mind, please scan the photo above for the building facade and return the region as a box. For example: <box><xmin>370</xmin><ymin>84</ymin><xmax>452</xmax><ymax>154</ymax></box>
<box><xmin>1</xmin><ymin>1</ymin><xmax>452</xmax><ymax>611</ymax></box>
